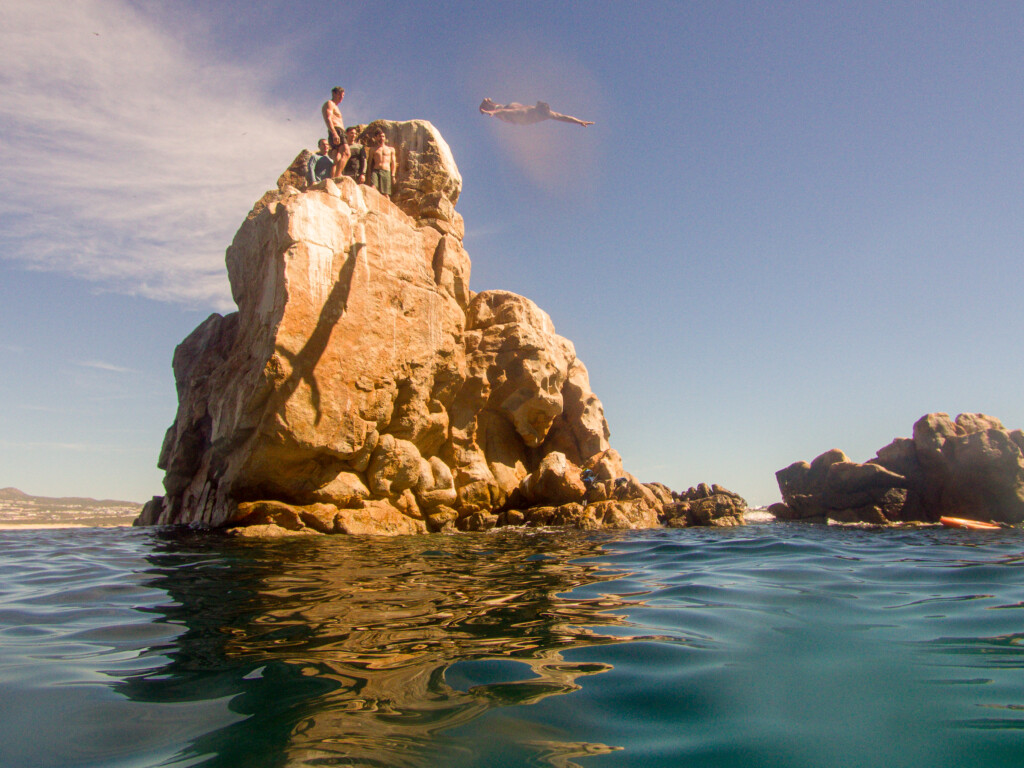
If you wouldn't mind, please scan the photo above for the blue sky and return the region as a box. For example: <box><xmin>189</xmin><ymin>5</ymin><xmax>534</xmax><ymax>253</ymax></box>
<box><xmin>2</xmin><ymin>1</ymin><xmax>1023</xmax><ymax>505</ymax></box>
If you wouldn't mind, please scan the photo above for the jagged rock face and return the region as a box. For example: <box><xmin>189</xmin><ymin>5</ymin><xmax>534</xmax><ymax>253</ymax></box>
<box><xmin>773</xmin><ymin>412</ymin><xmax>1024</xmax><ymax>524</ymax></box>
<box><xmin>138</xmin><ymin>120</ymin><xmax>674</xmax><ymax>534</ymax></box>
<box><xmin>662</xmin><ymin>482</ymin><xmax>748</xmax><ymax>528</ymax></box>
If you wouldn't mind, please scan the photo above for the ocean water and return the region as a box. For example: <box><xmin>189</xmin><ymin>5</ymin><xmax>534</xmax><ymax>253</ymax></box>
<box><xmin>1</xmin><ymin>524</ymin><xmax>1023</xmax><ymax>768</ymax></box>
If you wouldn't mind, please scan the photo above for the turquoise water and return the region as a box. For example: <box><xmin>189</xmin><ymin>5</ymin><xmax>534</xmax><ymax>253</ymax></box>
<box><xmin>1</xmin><ymin>524</ymin><xmax>1023</xmax><ymax>767</ymax></box>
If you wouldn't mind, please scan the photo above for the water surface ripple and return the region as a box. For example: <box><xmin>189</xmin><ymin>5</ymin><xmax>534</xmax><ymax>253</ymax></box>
<box><xmin>1</xmin><ymin>524</ymin><xmax>1022</xmax><ymax>767</ymax></box>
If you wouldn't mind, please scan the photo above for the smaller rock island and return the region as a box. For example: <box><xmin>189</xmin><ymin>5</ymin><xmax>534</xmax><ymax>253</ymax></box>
<box><xmin>773</xmin><ymin>412</ymin><xmax>1024</xmax><ymax>525</ymax></box>
<box><xmin>137</xmin><ymin>120</ymin><xmax>744</xmax><ymax>535</ymax></box>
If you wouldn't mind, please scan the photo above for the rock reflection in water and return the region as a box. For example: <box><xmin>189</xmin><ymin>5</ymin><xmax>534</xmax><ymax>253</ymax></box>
<box><xmin>124</xmin><ymin>530</ymin><xmax>640</xmax><ymax>767</ymax></box>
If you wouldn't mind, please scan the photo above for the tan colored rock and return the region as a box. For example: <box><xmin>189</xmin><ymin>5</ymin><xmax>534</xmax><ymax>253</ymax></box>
<box><xmin>460</xmin><ymin>511</ymin><xmax>499</xmax><ymax>531</ymax></box>
<box><xmin>586</xmin><ymin>499</ymin><xmax>660</xmax><ymax>529</ymax></box>
<box><xmin>687</xmin><ymin>496</ymin><xmax>745</xmax><ymax>527</ymax></box>
<box><xmin>425</xmin><ymin>505</ymin><xmax>459</xmax><ymax>532</ymax></box>
<box><xmin>584</xmin><ymin>481</ymin><xmax>612</xmax><ymax>504</ymax></box>
<box><xmin>645</xmin><ymin>483</ymin><xmax>675</xmax><ymax>506</ymax></box>
<box><xmin>807</xmin><ymin>449</ymin><xmax>853</xmax><ymax>490</ymax></box>
<box><xmin>523</xmin><ymin>452</ymin><xmax>586</xmax><ymax>506</ymax></box>
<box><xmin>955</xmin><ymin>413</ymin><xmax>1004</xmax><ymax>435</ymax></box>
<box><xmin>234</xmin><ymin>500</ymin><xmax>307</xmax><ymax>530</ymax></box>
<box><xmin>525</xmin><ymin>506</ymin><xmax>556</xmax><ymax>526</ymax></box>
<box><xmin>146</xmin><ymin>133</ymin><xmax>471</xmax><ymax>530</ymax></box>
<box><xmin>548</xmin><ymin>503</ymin><xmax>597</xmax><ymax>529</ymax></box>
<box><xmin>361</xmin><ymin>119</ymin><xmax>462</xmax><ymax>221</ymax></box>
<box><xmin>587</xmin><ymin>448</ymin><xmax>625</xmax><ymax>483</ymax></box>
<box><xmin>939</xmin><ymin>428</ymin><xmax>1024</xmax><ymax>522</ymax></box>
<box><xmin>306</xmin><ymin>471</ymin><xmax>370</xmax><ymax>506</ymax></box>
<box><xmin>367</xmin><ymin>435</ymin><xmax>431</xmax><ymax>498</ymax></box>
<box><xmin>594</xmin><ymin>473</ymin><xmax>665</xmax><ymax>523</ymax></box>
<box><xmin>775</xmin><ymin>460</ymin><xmax>812</xmax><ymax>501</ymax></box>
<box><xmin>394</xmin><ymin>489</ymin><xmax>423</xmax><ymax>519</ymax></box>
<box><xmin>336</xmin><ymin>501</ymin><xmax>428</xmax><ymax>535</ymax></box>
<box><xmin>276</xmin><ymin>149</ymin><xmax>314</xmax><ymax>193</ymax></box>
<box><xmin>826</xmin><ymin>461</ymin><xmax>907</xmax><ymax>492</ymax></box>
<box><xmin>227</xmin><ymin>523</ymin><xmax>319</xmax><ymax>538</ymax></box>
<box><xmin>502</xmin><ymin>509</ymin><xmax>526</xmax><ymax>526</ymax></box>
<box><xmin>661</xmin><ymin>485</ymin><xmax>748</xmax><ymax>527</ymax></box>
<box><xmin>300</xmin><ymin>505</ymin><xmax>341</xmax><ymax>533</ymax></box>
<box><xmin>870</xmin><ymin>438</ymin><xmax>921</xmax><ymax>480</ymax></box>
<box><xmin>139</xmin><ymin>121</ymin><xmax>687</xmax><ymax>535</ymax></box>
<box><xmin>417</xmin><ymin>457</ymin><xmax>458</xmax><ymax>509</ymax></box>
<box><xmin>913</xmin><ymin>412</ymin><xmax>958</xmax><ymax>456</ymax></box>
<box><xmin>775</xmin><ymin>450</ymin><xmax>854</xmax><ymax>521</ymax></box>
<box><xmin>1009</xmin><ymin>430</ymin><xmax>1024</xmax><ymax>454</ymax></box>
<box><xmin>453</xmin><ymin>457</ymin><xmax>502</xmax><ymax>512</ymax></box>
<box><xmin>461</xmin><ymin>291</ymin><xmax>575</xmax><ymax>449</ymax></box>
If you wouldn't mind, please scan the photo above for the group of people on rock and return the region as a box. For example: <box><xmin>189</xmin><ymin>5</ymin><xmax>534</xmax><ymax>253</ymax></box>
<box><xmin>307</xmin><ymin>85</ymin><xmax>596</xmax><ymax>194</ymax></box>
<box><xmin>309</xmin><ymin>86</ymin><xmax>397</xmax><ymax>197</ymax></box>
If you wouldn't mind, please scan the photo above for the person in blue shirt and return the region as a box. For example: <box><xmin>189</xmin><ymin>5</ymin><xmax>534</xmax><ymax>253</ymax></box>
<box><xmin>307</xmin><ymin>139</ymin><xmax>335</xmax><ymax>184</ymax></box>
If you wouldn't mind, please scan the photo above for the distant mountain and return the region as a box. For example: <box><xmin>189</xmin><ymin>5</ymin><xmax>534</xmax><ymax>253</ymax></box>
<box><xmin>0</xmin><ymin>487</ymin><xmax>141</xmax><ymax>506</ymax></box>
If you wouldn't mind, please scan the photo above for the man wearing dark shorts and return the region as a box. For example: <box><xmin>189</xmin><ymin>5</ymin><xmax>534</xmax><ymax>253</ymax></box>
<box><xmin>322</xmin><ymin>86</ymin><xmax>350</xmax><ymax>178</ymax></box>
<box><xmin>341</xmin><ymin>126</ymin><xmax>367</xmax><ymax>183</ymax></box>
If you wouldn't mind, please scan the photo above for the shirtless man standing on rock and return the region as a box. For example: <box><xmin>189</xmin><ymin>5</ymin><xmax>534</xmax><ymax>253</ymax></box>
<box><xmin>479</xmin><ymin>98</ymin><xmax>594</xmax><ymax>127</ymax></box>
<box><xmin>322</xmin><ymin>86</ymin><xmax>351</xmax><ymax>178</ymax></box>
<box><xmin>366</xmin><ymin>128</ymin><xmax>397</xmax><ymax>198</ymax></box>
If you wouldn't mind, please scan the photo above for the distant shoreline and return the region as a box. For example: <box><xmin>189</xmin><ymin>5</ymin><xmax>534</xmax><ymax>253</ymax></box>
<box><xmin>0</xmin><ymin>486</ymin><xmax>142</xmax><ymax>530</ymax></box>
<box><xmin>0</xmin><ymin>523</ymin><xmax>133</xmax><ymax>530</ymax></box>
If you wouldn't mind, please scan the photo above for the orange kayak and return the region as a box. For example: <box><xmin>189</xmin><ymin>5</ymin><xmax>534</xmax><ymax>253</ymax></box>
<box><xmin>940</xmin><ymin>516</ymin><xmax>1001</xmax><ymax>530</ymax></box>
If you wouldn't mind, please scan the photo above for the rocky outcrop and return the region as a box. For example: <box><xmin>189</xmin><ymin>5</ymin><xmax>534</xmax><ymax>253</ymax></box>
<box><xmin>138</xmin><ymin>119</ymin><xmax>738</xmax><ymax>535</ymax></box>
<box><xmin>773</xmin><ymin>413</ymin><xmax>1024</xmax><ymax>524</ymax></box>
<box><xmin>662</xmin><ymin>483</ymin><xmax>747</xmax><ymax>528</ymax></box>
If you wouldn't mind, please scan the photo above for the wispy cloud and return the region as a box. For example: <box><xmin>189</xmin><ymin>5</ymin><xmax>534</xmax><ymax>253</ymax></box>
<box><xmin>0</xmin><ymin>0</ymin><xmax>319</xmax><ymax>309</ymax></box>
<box><xmin>76</xmin><ymin>359</ymin><xmax>141</xmax><ymax>375</ymax></box>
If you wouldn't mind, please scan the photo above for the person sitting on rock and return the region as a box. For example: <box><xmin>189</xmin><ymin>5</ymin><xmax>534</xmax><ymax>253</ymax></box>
<box><xmin>479</xmin><ymin>98</ymin><xmax>594</xmax><ymax>127</ymax></box>
<box><xmin>366</xmin><ymin>128</ymin><xmax>397</xmax><ymax>197</ymax></box>
<box><xmin>341</xmin><ymin>126</ymin><xmax>367</xmax><ymax>184</ymax></box>
<box><xmin>322</xmin><ymin>86</ymin><xmax>351</xmax><ymax>178</ymax></box>
<box><xmin>306</xmin><ymin>139</ymin><xmax>335</xmax><ymax>184</ymax></box>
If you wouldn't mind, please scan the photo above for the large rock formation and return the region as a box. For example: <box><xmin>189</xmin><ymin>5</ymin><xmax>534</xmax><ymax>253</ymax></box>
<box><xmin>772</xmin><ymin>412</ymin><xmax>1024</xmax><ymax>524</ymax></box>
<box><xmin>138</xmin><ymin>120</ymin><xmax>733</xmax><ymax>535</ymax></box>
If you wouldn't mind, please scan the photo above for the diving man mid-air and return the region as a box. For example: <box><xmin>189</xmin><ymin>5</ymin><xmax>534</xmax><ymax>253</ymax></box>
<box><xmin>479</xmin><ymin>98</ymin><xmax>594</xmax><ymax>127</ymax></box>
